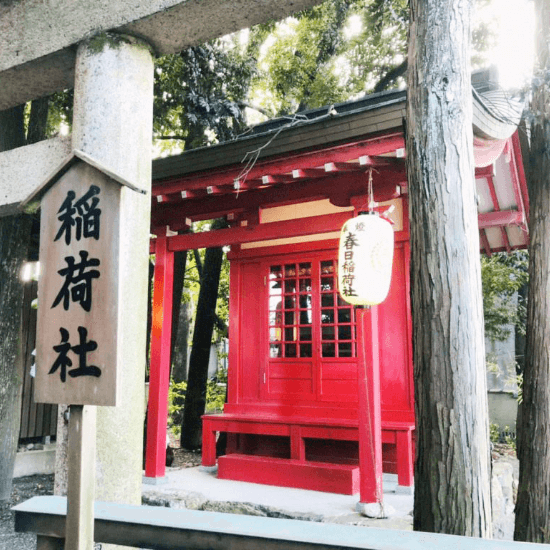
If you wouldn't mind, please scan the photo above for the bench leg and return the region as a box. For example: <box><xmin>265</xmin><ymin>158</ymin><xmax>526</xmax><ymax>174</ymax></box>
<box><xmin>37</xmin><ymin>535</ymin><xmax>64</xmax><ymax>549</ymax></box>
<box><xmin>202</xmin><ymin>421</ymin><xmax>217</xmax><ymax>467</ymax></box>
<box><xmin>290</xmin><ymin>426</ymin><xmax>305</xmax><ymax>461</ymax></box>
<box><xmin>395</xmin><ymin>430</ymin><xmax>414</xmax><ymax>493</ymax></box>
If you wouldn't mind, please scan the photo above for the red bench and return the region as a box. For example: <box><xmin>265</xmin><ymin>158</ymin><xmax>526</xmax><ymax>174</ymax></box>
<box><xmin>202</xmin><ymin>413</ymin><xmax>414</xmax><ymax>494</ymax></box>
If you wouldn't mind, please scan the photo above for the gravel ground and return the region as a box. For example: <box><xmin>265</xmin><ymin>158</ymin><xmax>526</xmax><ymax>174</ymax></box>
<box><xmin>0</xmin><ymin>446</ymin><xmax>199</xmax><ymax>550</ymax></box>
<box><xmin>0</xmin><ymin>474</ymin><xmax>54</xmax><ymax>550</ymax></box>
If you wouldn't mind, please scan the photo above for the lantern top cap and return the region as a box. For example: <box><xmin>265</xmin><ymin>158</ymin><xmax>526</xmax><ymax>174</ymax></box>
<box><xmin>20</xmin><ymin>149</ymin><xmax>146</xmax><ymax>213</ymax></box>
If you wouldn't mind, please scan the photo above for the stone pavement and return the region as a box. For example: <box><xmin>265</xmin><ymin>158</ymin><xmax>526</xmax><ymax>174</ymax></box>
<box><xmin>142</xmin><ymin>456</ymin><xmax>518</xmax><ymax>539</ymax></box>
<box><xmin>142</xmin><ymin>467</ymin><xmax>414</xmax><ymax>530</ymax></box>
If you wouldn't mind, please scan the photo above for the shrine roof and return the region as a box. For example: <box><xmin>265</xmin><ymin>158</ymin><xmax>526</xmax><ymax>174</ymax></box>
<box><xmin>152</xmin><ymin>69</ymin><xmax>522</xmax><ymax>182</ymax></box>
<box><xmin>151</xmin><ymin>69</ymin><xmax>528</xmax><ymax>255</ymax></box>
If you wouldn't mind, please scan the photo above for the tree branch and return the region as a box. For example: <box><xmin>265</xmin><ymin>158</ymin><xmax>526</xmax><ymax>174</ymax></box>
<box><xmin>372</xmin><ymin>60</ymin><xmax>408</xmax><ymax>94</ymax></box>
<box><xmin>237</xmin><ymin>101</ymin><xmax>272</xmax><ymax>118</ymax></box>
<box><xmin>155</xmin><ymin>135</ymin><xmax>187</xmax><ymax>140</ymax></box>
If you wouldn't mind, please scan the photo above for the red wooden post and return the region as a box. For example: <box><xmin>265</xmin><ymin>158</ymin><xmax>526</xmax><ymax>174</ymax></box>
<box><xmin>357</xmin><ymin>305</ymin><xmax>383</xmax><ymax>504</ymax></box>
<box><xmin>201</xmin><ymin>418</ymin><xmax>217</xmax><ymax>467</ymax></box>
<box><xmin>145</xmin><ymin>229</ymin><xmax>175</xmax><ymax>479</ymax></box>
<box><xmin>396</xmin><ymin>429</ymin><xmax>414</xmax><ymax>487</ymax></box>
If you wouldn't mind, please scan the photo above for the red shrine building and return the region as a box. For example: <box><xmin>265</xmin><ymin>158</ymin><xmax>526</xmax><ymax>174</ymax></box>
<box><xmin>144</xmin><ymin>72</ymin><xmax>528</xmax><ymax>504</ymax></box>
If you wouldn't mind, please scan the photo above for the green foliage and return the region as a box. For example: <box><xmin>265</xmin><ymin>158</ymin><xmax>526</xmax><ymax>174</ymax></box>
<box><xmin>504</xmin><ymin>430</ymin><xmax>516</xmax><ymax>450</ymax></box>
<box><xmin>486</xmin><ymin>353</ymin><xmax>500</xmax><ymax>374</ymax></box>
<box><xmin>206</xmin><ymin>368</ymin><xmax>228</xmax><ymax>413</ymax></box>
<box><xmin>249</xmin><ymin>0</ymin><xmax>410</xmax><ymax>116</ymax></box>
<box><xmin>46</xmin><ymin>91</ymin><xmax>73</xmax><ymax>137</ymax></box>
<box><xmin>513</xmin><ymin>373</ymin><xmax>523</xmax><ymax>404</ymax></box>
<box><xmin>153</xmin><ymin>39</ymin><xmax>255</xmax><ymax>154</ymax></box>
<box><xmin>214</xmin><ymin>257</ymin><xmax>230</xmax><ymax>340</ymax></box>
<box><xmin>41</xmin><ymin>0</ymin><xmax>498</xmax><ymax>147</ymax></box>
<box><xmin>167</xmin><ymin>368</ymin><xmax>227</xmax><ymax>437</ymax></box>
<box><xmin>490</xmin><ymin>422</ymin><xmax>500</xmax><ymax>443</ymax></box>
<box><xmin>168</xmin><ymin>379</ymin><xmax>187</xmax><ymax>437</ymax></box>
<box><xmin>490</xmin><ymin>422</ymin><xmax>517</xmax><ymax>449</ymax></box>
<box><xmin>481</xmin><ymin>250</ymin><xmax>528</xmax><ymax>342</ymax></box>
<box><xmin>178</xmin><ymin>221</ymin><xmax>229</xmax><ymax>343</ymax></box>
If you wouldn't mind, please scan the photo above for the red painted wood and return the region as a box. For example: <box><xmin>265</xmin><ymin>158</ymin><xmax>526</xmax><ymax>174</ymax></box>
<box><xmin>238</xmin><ymin>262</ymin><xmax>262</xmax><ymax>403</ymax></box>
<box><xmin>218</xmin><ymin>454</ymin><xmax>361</xmax><ymax>494</ymax></box>
<box><xmin>511</xmin><ymin>130</ymin><xmax>530</xmax><ymax>222</ymax></box>
<box><xmin>167</xmin><ymin>211</ymin><xmax>352</xmax><ymax>252</ymax></box>
<box><xmin>357</xmin><ymin>306</ymin><xmax>383</xmax><ymax>504</ymax></box>
<box><xmin>201</xmin><ymin>412</ymin><xmax>414</xmax><ymax>488</ymax></box>
<box><xmin>152</xmin><ymin>172</ymin><xmax>404</xmax><ymax>228</ymax></box>
<box><xmin>324</xmin><ymin>162</ymin><xmax>362</xmax><ymax>173</ymax></box>
<box><xmin>396</xmin><ymin>429</ymin><xmax>414</xmax><ymax>487</ymax></box>
<box><xmin>216</xmin><ymin>243</ymin><xmax>415</xmax><ymax>493</ymax></box>
<box><xmin>482</xmin><ymin>172</ymin><xmax>513</xmax><ymax>253</ymax></box>
<box><xmin>202</xmin><ymin>422</ymin><xmax>217</xmax><ymax>467</ymax></box>
<box><xmin>290</xmin><ymin>425</ymin><xmax>306</xmax><ymax>461</ymax></box>
<box><xmin>478</xmin><ymin>210</ymin><xmax>524</xmax><ymax>229</ymax></box>
<box><xmin>145</xmin><ymin>231</ymin><xmax>175</xmax><ymax>479</ymax></box>
<box><xmin>379</xmin><ymin>245</ymin><xmax>413</xmax><ymax>416</ymax></box>
<box><xmin>480</xmin><ymin>229</ymin><xmax>492</xmax><ymax>257</ymax></box>
<box><xmin>153</xmin><ymin>134</ymin><xmax>405</xmax><ymax>196</ymax></box>
<box><xmin>194</xmin><ymin>227</ymin><xmax>415</xmax><ymax>493</ymax></box>
<box><xmin>227</xmin><ymin>258</ymin><xmax>242</xmax><ymax>406</ymax></box>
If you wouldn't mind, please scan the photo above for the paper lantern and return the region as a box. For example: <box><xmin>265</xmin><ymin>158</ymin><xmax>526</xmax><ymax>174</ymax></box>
<box><xmin>338</xmin><ymin>212</ymin><xmax>394</xmax><ymax>306</ymax></box>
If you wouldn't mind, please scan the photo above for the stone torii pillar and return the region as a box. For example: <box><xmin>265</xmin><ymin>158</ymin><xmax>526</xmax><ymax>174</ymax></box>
<box><xmin>71</xmin><ymin>33</ymin><xmax>154</xmax><ymax>509</ymax></box>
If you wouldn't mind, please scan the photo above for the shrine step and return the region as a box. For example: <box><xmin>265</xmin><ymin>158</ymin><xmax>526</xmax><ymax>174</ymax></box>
<box><xmin>217</xmin><ymin>454</ymin><xmax>360</xmax><ymax>495</ymax></box>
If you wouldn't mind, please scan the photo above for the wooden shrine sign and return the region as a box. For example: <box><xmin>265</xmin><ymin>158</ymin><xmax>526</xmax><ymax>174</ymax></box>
<box><xmin>22</xmin><ymin>150</ymin><xmax>144</xmax><ymax>406</ymax></box>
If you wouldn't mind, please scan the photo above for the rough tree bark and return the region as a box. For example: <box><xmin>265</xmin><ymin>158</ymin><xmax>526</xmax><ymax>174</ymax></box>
<box><xmin>514</xmin><ymin>0</ymin><xmax>550</xmax><ymax>541</ymax></box>
<box><xmin>169</xmin><ymin>248</ymin><xmax>189</xmax><ymax>431</ymax></box>
<box><xmin>0</xmin><ymin>212</ymin><xmax>32</xmax><ymax>502</ymax></box>
<box><xmin>0</xmin><ymin>103</ymin><xmax>44</xmax><ymax>502</ymax></box>
<box><xmin>180</xmin><ymin>218</ymin><xmax>227</xmax><ymax>450</ymax></box>
<box><xmin>406</xmin><ymin>0</ymin><xmax>492</xmax><ymax>537</ymax></box>
<box><xmin>170</xmin><ymin>248</ymin><xmax>188</xmax><ymax>384</ymax></box>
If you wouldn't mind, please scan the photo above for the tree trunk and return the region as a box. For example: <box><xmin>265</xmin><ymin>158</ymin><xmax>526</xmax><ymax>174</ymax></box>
<box><xmin>170</xmin><ymin>248</ymin><xmax>188</xmax><ymax>383</ymax></box>
<box><xmin>0</xmin><ymin>106</ymin><xmax>34</xmax><ymax>503</ymax></box>
<box><xmin>180</xmin><ymin>219</ymin><xmax>227</xmax><ymax>450</ymax></box>
<box><xmin>172</xmin><ymin>298</ymin><xmax>190</xmax><ymax>383</ymax></box>
<box><xmin>406</xmin><ymin>0</ymin><xmax>492</xmax><ymax>537</ymax></box>
<box><xmin>514</xmin><ymin>1</ymin><xmax>550</xmax><ymax>540</ymax></box>
<box><xmin>0</xmin><ymin>213</ymin><xmax>32</xmax><ymax>502</ymax></box>
<box><xmin>53</xmin><ymin>405</ymin><xmax>69</xmax><ymax>496</ymax></box>
<box><xmin>0</xmin><ymin>106</ymin><xmax>25</xmax><ymax>151</ymax></box>
<box><xmin>26</xmin><ymin>97</ymin><xmax>50</xmax><ymax>145</ymax></box>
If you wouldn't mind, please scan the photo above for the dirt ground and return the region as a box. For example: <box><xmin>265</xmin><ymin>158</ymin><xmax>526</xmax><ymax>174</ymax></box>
<box><xmin>168</xmin><ymin>432</ymin><xmax>202</xmax><ymax>468</ymax></box>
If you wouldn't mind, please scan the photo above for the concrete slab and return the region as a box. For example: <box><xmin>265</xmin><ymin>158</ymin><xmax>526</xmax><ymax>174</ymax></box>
<box><xmin>0</xmin><ymin>136</ymin><xmax>71</xmax><ymax>215</ymax></box>
<box><xmin>141</xmin><ymin>466</ymin><xmax>414</xmax><ymax>529</ymax></box>
<box><xmin>14</xmin><ymin>444</ymin><xmax>56</xmax><ymax>478</ymax></box>
<box><xmin>0</xmin><ymin>0</ymin><xmax>322</xmax><ymax>110</ymax></box>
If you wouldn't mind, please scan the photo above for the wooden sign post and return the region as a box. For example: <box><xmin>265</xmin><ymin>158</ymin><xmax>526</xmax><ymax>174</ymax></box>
<box><xmin>22</xmin><ymin>150</ymin><xmax>144</xmax><ymax>549</ymax></box>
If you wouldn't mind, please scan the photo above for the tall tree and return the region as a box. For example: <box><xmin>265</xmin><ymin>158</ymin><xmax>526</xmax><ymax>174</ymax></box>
<box><xmin>180</xmin><ymin>218</ymin><xmax>228</xmax><ymax>450</ymax></box>
<box><xmin>0</xmin><ymin>98</ymin><xmax>49</xmax><ymax>502</ymax></box>
<box><xmin>170</xmin><ymin>248</ymin><xmax>189</xmax><ymax>384</ymax></box>
<box><xmin>153</xmin><ymin>41</ymin><xmax>254</xmax><ymax>154</ymax></box>
<box><xmin>514</xmin><ymin>0</ymin><xmax>550</xmax><ymax>541</ymax></box>
<box><xmin>406</xmin><ymin>0</ymin><xmax>492</xmax><ymax>537</ymax></box>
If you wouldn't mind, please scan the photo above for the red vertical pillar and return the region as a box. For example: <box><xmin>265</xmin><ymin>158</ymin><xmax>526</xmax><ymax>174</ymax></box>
<box><xmin>357</xmin><ymin>305</ymin><xmax>383</xmax><ymax>504</ymax></box>
<box><xmin>145</xmin><ymin>229</ymin><xmax>174</xmax><ymax>479</ymax></box>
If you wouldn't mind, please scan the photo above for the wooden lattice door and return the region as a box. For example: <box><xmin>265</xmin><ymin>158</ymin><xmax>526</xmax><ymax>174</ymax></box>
<box><xmin>262</xmin><ymin>253</ymin><xmax>358</xmax><ymax>406</ymax></box>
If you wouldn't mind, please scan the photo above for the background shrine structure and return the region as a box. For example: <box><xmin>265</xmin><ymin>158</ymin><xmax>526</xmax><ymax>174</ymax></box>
<box><xmin>144</xmin><ymin>71</ymin><xmax>529</xmax><ymax>502</ymax></box>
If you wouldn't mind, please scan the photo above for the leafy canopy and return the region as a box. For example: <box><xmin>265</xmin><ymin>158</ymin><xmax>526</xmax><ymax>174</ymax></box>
<box><xmin>481</xmin><ymin>251</ymin><xmax>528</xmax><ymax>342</ymax></box>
